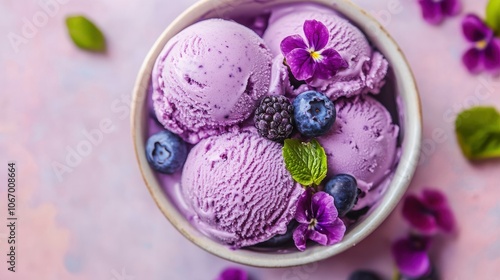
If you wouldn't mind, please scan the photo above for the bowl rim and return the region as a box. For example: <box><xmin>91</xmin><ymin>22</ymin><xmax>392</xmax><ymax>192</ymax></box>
<box><xmin>131</xmin><ymin>0</ymin><xmax>422</xmax><ymax>268</ymax></box>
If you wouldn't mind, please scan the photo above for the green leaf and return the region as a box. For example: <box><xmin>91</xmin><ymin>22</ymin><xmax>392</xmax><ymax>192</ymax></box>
<box><xmin>486</xmin><ymin>0</ymin><xmax>500</xmax><ymax>35</ymax></box>
<box><xmin>66</xmin><ymin>15</ymin><xmax>106</xmax><ymax>52</ymax></box>
<box><xmin>455</xmin><ymin>106</ymin><xmax>500</xmax><ymax>160</ymax></box>
<box><xmin>282</xmin><ymin>139</ymin><xmax>328</xmax><ymax>186</ymax></box>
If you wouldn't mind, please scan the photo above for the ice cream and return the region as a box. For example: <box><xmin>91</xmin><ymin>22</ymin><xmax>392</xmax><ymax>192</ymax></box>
<box><xmin>318</xmin><ymin>95</ymin><xmax>399</xmax><ymax>191</ymax></box>
<box><xmin>262</xmin><ymin>4</ymin><xmax>388</xmax><ymax>100</ymax></box>
<box><xmin>144</xmin><ymin>2</ymin><xmax>402</xmax><ymax>252</ymax></box>
<box><xmin>152</xmin><ymin>19</ymin><xmax>273</xmax><ymax>144</ymax></box>
<box><xmin>181</xmin><ymin>131</ymin><xmax>302</xmax><ymax>248</ymax></box>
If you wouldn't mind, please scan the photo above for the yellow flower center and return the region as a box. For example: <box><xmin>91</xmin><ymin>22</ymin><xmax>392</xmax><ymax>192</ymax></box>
<box><xmin>308</xmin><ymin>218</ymin><xmax>318</xmax><ymax>230</ymax></box>
<box><xmin>476</xmin><ymin>40</ymin><xmax>488</xmax><ymax>50</ymax></box>
<box><xmin>310</xmin><ymin>50</ymin><xmax>322</xmax><ymax>61</ymax></box>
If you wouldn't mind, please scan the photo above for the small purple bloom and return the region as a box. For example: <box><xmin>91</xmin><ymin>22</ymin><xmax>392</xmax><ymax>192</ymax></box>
<box><xmin>280</xmin><ymin>20</ymin><xmax>347</xmax><ymax>82</ymax></box>
<box><xmin>292</xmin><ymin>189</ymin><xmax>346</xmax><ymax>251</ymax></box>
<box><xmin>216</xmin><ymin>267</ymin><xmax>248</xmax><ymax>280</ymax></box>
<box><xmin>402</xmin><ymin>188</ymin><xmax>455</xmax><ymax>235</ymax></box>
<box><xmin>391</xmin><ymin>234</ymin><xmax>432</xmax><ymax>278</ymax></box>
<box><xmin>462</xmin><ymin>14</ymin><xmax>500</xmax><ymax>73</ymax></box>
<box><xmin>418</xmin><ymin>0</ymin><xmax>461</xmax><ymax>25</ymax></box>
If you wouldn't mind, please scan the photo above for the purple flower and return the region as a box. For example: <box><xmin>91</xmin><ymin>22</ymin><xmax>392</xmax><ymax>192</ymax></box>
<box><xmin>216</xmin><ymin>267</ymin><xmax>247</xmax><ymax>280</ymax></box>
<box><xmin>462</xmin><ymin>14</ymin><xmax>500</xmax><ymax>73</ymax></box>
<box><xmin>280</xmin><ymin>20</ymin><xmax>347</xmax><ymax>82</ymax></box>
<box><xmin>292</xmin><ymin>189</ymin><xmax>346</xmax><ymax>251</ymax></box>
<box><xmin>402</xmin><ymin>188</ymin><xmax>455</xmax><ymax>235</ymax></box>
<box><xmin>391</xmin><ymin>234</ymin><xmax>432</xmax><ymax>278</ymax></box>
<box><xmin>417</xmin><ymin>0</ymin><xmax>461</xmax><ymax>25</ymax></box>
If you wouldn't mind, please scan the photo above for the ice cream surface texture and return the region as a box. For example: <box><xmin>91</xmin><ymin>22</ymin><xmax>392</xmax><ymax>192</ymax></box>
<box><xmin>318</xmin><ymin>95</ymin><xmax>399</xmax><ymax>191</ymax></box>
<box><xmin>152</xmin><ymin>19</ymin><xmax>273</xmax><ymax>144</ymax></box>
<box><xmin>181</xmin><ymin>131</ymin><xmax>302</xmax><ymax>248</ymax></box>
<box><xmin>263</xmin><ymin>4</ymin><xmax>388</xmax><ymax>100</ymax></box>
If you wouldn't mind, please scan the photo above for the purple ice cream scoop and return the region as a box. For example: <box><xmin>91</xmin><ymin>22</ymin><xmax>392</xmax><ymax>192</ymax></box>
<box><xmin>181</xmin><ymin>131</ymin><xmax>303</xmax><ymax>248</ymax></box>
<box><xmin>152</xmin><ymin>19</ymin><xmax>273</xmax><ymax>144</ymax></box>
<box><xmin>317</xmin><ymin>95</ymin><xmax>399</xmax><ymax>192</ymax></box>
<box><xmin>263</xmin><ymin>3</ymin><xmax>389</xmax><ymax>100</ymax></box>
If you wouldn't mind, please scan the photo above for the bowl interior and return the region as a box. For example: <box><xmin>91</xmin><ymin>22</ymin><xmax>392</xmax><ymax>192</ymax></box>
<box><xmin>131</xmin><ymin>0</ymin><xmax>421</xmax><ymax>267</ymax></box>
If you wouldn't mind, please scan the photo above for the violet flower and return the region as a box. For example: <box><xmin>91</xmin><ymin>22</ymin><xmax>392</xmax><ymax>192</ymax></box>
<box><xmin>280</xmin><ymin>20</ymin><xmax>347</xmax><ymax>82</ymax></box>
<box><xmin>216</xmin><ymin>267</ymin><xmax>247</xmax><ymax>280</ymax></box>
<box><xmin>402</xmin><ymin>188</ymin><xmax>455</xmax><ymax>235</ymax></box>
<box><xmin>293</xmin><ymin>189</ymin><xmax>346</xmax><ymax>251</ymax></box>
<box><xmin>391</xmin><ymin>234</ymin><xmax>432</xmax><ymax>278</ymax></box>
<box><xmin>417</xmin><ymin>0</ymin><xmax>461</xmax><ymax>25</ymax></box>
<box><xmin>462</xmin><ymin>14</ymin><xmax>500</xmax><ymax>73</ymax></box>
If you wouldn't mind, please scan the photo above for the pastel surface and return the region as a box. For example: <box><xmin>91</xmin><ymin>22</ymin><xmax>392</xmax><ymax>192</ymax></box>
<box><xmin>1</xmin><ymin>0</ymin><xmax>499</xmax><ymax>279</ymax></box>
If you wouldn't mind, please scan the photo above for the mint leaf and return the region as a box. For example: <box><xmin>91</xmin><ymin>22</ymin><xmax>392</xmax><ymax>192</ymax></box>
<box><xmin>66</xmin><ymin>15</ymin><xmax>106</xmax><ymax>52</ymax></box>
<box><xmin>282</xmin><ymin>139</ymin><xmax>327</xmax><ymax>186</ymax></box>
<box><xmin>486</xmin><ymin>0</ymin><xmax>500</xmax><ymax>35</ymax></box>
<box><xmin>455</xmin><ymin>106</ymin><xmax>500</xmax><ymax>160</ymax></box>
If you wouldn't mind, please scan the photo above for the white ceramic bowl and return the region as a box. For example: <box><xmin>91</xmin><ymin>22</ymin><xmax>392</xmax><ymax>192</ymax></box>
<box><xmin>131</xmin><ymin>0</ymin><xmax>422</xmax><ymax>267</ymax></box>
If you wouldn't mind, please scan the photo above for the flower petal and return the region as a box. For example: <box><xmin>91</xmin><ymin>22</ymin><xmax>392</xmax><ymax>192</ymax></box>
<box><xmin>462</xmin><ymin>14</ymin><xmax>493</xmax><ymax>42</ymax></box>
<box><xmin>484</xmin><ymin>38</ymin><xmax>500</xmax><ymax>71</ymax></box>
<box><xmin>217</xmin><ymin>267</ymin><xmax>248</xmax><ymax>280</ymax></box>
<box><xmin>434</xmin><ymin>207</ymin><xmax>456</xmax><ymax>233</ymax></box>
<box><xmin>420</xmin><ymin>188</ymin><xmax>456</xmax><ymax>232</ymax></box>
<box><xmin>421</xmin><ymin>188</ymin><xmax>447</xmax><ymax>209</ymax></box>
<box><xmin>442</xmin><ymin>0</ymin><xmax>461</xmax><ymax>16</ymax></box>
<box><xmin>462</xmin><ymin>48</ymin><xmax>482</xmax><ymax>73</ymax></box>
<box><xmin>418</xmin><ymin>0</ymin><xmax>445</xmax><ymax>25</ymax></box>
<box><xmin>286</xmin><ymin>48</ymin><xmax>315</xmax><ymax>81</ymax></box>
<box><xmin>292</xmin><ymin>224</ymin><xmax>309</xmax><ymax>251</ymax></box>
<box><xmin>391</xmin><ymin>237</ymin><xmax>431</xmax><ymax>278</ymax></box>
<box><xmin>312</xmin><ymin>191</ymin><xmax>338</xmax><ymax>224</ymax></box>
<box><xmin>314</xmin><ymin>48</ymin><xmax>348</xmax><ymax>80</ymax></box>
<box><xmin>281</xmin><ymin>34</ymin><xmax>307</xmax><ymax>56</ymax></box>
<box><xmin>402</xmin><ymin>195</ymin><xmax>437</xmax><ymax>234</ymax></box>
<box><xmin>295</xmin><ymin>188</ymin><xmax>313</xmax><ymax>223</ymax></box>
<box><xmin>303</xmin><ymin>20</ymin><xmax>329</xmax><ymax>50</ymax></box>
<box><xmin>308</xmin><ymin>229</ymin><xmax>329</xmax><ymax>246</ymax></box>
<box><xmin>317</xmin><ymin>218</ymin><xmax>346</xmax><ymax>245</ymax></box>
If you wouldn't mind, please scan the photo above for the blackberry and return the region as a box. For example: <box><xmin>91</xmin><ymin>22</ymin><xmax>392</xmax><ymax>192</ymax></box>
<box><xmin>254</xmin><ymin>96</ymin><xmax>294</xmax><ymax>141</ymax></box>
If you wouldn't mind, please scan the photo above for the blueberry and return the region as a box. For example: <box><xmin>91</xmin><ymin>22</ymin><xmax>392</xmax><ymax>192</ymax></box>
<box><xmin>256</xmin><ymin>220</ymin><xmax>297</xmax><ymax>247</ymax></box>
<box><xmin>292</xmin><ymin>91</ymin><xmax>336</xmax><ymax>137</ymax></box>
<box><xmin>348</xmin><ymin>270</ymin><xmax>383</xmax><ymax>280</ymax></box>
<box><xmin>145</xmin><ymin>130</ymin><xmax>187</xmax><ymax>174</ymax></box>
<box><xmin>406</xmin><ymin>266</ymin><xmax>439</xmax><ymax>280</ymax></box>
<box><xmin>323</xmin><ymin>174</ymin><xmax>359</xmax><ymax>217</ymax></box>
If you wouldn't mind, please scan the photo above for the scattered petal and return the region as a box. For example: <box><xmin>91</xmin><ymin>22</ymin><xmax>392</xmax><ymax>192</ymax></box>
<box><xmin>216</xmin><ymin>267</ymin><xmax>248</xmax><ymax>280</ymax></box>
<box><xmin>434</xmin><ymin>206</ymin><xmax>456</xmax><ymax>233</ymax></box>
<box><xmin>484</xmin><ymin>38</ymin><xmax>500</xmax><ymax>71</ymax></box>
<box><xmin>462</xmin><ymin>48</ymin><xmax>482</xmax><ymax>72</ymax></box>
<box><xmin>442</xmin><ymin>0</ymin><xmax>461</xmax><ymax>16</ymax></box>
<box><xmin>402</xmin><ymin>195</ymin><xmax>438</xmax><ymax>234</ymax></box>
<box><xmin>391</xmin><ymin>235</ymin><xmax>431</xmax><ymax>278</ymax></box>
<box><xmin>462</xmin><ymin>14</ymin><xmax>492</xmax><ymax>42</ymax></box>
<box><xmin>402</xmin><ymin>188</ymin><xmax>455</xmax><ymax>234</ymax></box>
<box><xmin>418</xmin><ymin>0</ymin><xmax>445</xmax><ymax>25</ymax></box>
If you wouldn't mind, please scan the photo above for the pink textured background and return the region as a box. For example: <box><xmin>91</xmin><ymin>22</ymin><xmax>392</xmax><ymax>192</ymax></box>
<box><xmin>1</xmin><ymin>0</ymin><xmax>500</xmax><ymax>279</ymax></box>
